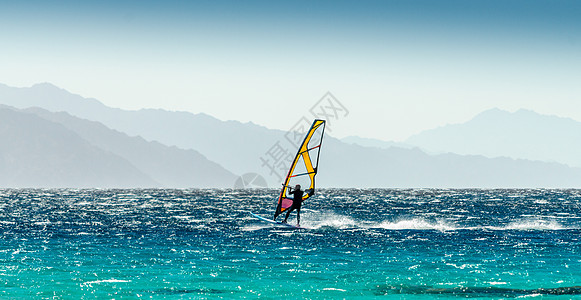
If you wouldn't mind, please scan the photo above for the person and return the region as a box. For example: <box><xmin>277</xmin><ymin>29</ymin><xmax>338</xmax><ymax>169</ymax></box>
<box><xmin>282</xmin><ymin>184</ymin><xmax>304</xmax><ymax>226</ymax></box>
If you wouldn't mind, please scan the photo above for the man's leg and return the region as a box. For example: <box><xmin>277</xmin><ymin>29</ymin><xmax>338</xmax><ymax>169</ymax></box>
<box><xmin>296</xmin><ymin>206</ymin><xmax>301</xmax><ymax>226</ymax></box>
<box><xmin>282</xmin><ymin>207</ymin><xmax>293</xmax><ymax>223</ymax></box>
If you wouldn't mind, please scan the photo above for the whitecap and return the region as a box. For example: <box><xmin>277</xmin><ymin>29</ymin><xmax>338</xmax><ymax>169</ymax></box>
<box><xmin>373</xmin><ymin>218</ymin><xmax>457</xmax><ymax>231</ymax></box>
<box><xmin>504</xmin><ymin>219</ymin><xmax>567</xmax><ymax>230</ymax></box>
<box><xmin>81</xmin><ymin>279</ymin><xmax>131</xmax><ymax>287</ymax></box>
<box><xmin>322</xmin><ymin>288</ymin><xmax>347</xmax><ymax>292</ymax></box>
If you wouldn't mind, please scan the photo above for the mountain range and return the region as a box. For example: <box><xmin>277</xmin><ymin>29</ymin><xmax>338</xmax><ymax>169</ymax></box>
<box><xmin>0</xmin><ymin>83</ymin><xmax>277</xmax><ymax>177</ymax></box>
<box><xmin>0</xmin><ymin>104</ymin><xmax>236</xmax><ymax>188</ymax></box>
<box><xmin>1</xmin><ymin>82</ymin><xmax>581</xmax><ymax>188</ymax></box>
<box><xmin>405</xmin><ymin>108</ymin><xmax>581</xmax><ymax>167</ymax></box>
<box><xmin>0</xmin><ymin>105</ymin><xmax>157</xmax><ymax>187</ymax></box>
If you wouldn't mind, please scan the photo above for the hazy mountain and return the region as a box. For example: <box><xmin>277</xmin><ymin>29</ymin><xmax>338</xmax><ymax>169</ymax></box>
<box><xmin>22</xmin><ymin>107</ymin><xmax>237</xmax><ymax>188</ymax></box>
<box><xmin>3</xmin><ymin>83</ymin><xmax>581</xmax><ymax>188</ymax></box>
<box><xmin>0</xmin><ymin>83</ymin><xmax>107</xmax><ymax>120</ymax></box>
<box><xmin>320</xmin><ymin>139</ymin><xmax>581</xmax><ymax>188</ymax></box>
<box><xmin>406</xmin><ymin>108</ymin><xmax>581</xmax><ymax>167</ymax></box>
<box><xmin>341</xmin><ymin>136</ymin><xmax>413</xmax><ymax>150</ymax></box>
<box><xmin>0</xmin><ymin>83</ymin><xmax>277</xmax><ymax>178</ymax></box>
<box><xmin>0</xmin><ymin>106</ymin><xmax>158</xmax><ymax>188</ymax></box>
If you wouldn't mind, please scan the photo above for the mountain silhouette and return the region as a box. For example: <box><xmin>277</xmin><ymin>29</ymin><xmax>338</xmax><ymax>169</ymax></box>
<box><xmin>0</xmin><ymin>82</ymin><xmax>277</xmax><ymax>177</ymax></box>
<box><xmin>22</xmin><ymin>107</ymin><xmax>237</xmax><ymax>188</ymax></box>
<box><xmin>0</xmin><ymin>106</ymin><xmax>158</xmax><ymax>188</ymax></box>
<box><xmin>406</xmin><ymin>108</ymin><xmax>581</xmax><ymax>167</ymax></box>
<box><xmin>2</xmin><ymin>83</ymin><xmax>581</xmax><ymax>188</ymax></box>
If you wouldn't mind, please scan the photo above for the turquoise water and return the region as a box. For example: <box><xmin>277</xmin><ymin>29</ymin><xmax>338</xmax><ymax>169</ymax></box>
<box><xmin>1</xmin><ymin>189</ymin><xmax>580</xmax><ymax>299</ymax></box>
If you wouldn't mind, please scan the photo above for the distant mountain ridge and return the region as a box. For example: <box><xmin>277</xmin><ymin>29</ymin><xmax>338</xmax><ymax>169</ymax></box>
<box><xmin>322</xmin><ymin>140</ymin><xmax>581</xmax><ymax>188</ymax></box>
<box><xmin>24</xmin><ymin>107</ymin><xmax>237</xmax><ymax>188</ymax></box>
<box><xmin>2</xmin><ymin>82</ymin><xmax>581</xmax><ymax>188</ymax></box>
<box><xmin>0</xmin><ymin>83</ymin><xmax>278</xmax><ymax>177</ymax></box>
<box><xmin>0</xmin><ymin>105</ymin><xmax>236</xmax><ymax>188</ymax></box>
<box><xmin>341</xmin><ymin>136</ymin><xmax>413</xmax><ymax>150</ymax></box>
<box><xmin>405</xmin><ymin>108</ymin><xmax>581</xmax><ymax>167</ymax></box>
<box><xmin>0</xmin><ymin>106</ymin><xmax>158</xmax><ymax>188</ymax></box>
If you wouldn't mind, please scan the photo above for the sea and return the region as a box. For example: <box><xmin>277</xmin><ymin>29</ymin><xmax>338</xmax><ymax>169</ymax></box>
<box><xmin>1</xmin><ymin>189</ymin><xmax>580</xmax><ymax>299</ymax></box>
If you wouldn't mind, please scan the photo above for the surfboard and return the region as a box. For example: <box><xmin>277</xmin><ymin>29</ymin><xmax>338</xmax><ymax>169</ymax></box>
<box><xmin>250</xmin><ymin>212</ymin><xmax>302</xmax><ymax>229</ymax></box>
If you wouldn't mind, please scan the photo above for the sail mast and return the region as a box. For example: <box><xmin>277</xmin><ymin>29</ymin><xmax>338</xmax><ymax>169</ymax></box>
<box><xmin>273</xmin><ymin>119</ymin><xmax>326</xmax><ymax>220</ymax></box>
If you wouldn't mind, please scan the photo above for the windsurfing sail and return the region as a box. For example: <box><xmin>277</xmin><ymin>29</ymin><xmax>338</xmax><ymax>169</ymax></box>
<box><xmin>273</xmin><ymin>119</ymin><xmax>326</xmax><ymax>220</ymax></box>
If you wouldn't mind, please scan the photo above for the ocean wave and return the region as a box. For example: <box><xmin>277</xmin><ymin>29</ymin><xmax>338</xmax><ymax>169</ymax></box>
<box><xmin>300</xmin><ymin>211</ymin><xmax>457</xmax><ymax>231</ymax></box>
<box><xmin>81</xmin><ymin>279</ymin><xmax>131</xmax><ymax>287</ymax></box>
<box><xmin>373</xmin><ymin>219</ymin><xmax>457</xmax><ymax>231</ymax></box>
<box><xmin>498</xmin><ymin>219</ymin><xmax>568</xmax><ymax>231</ymax></box>
<box><xmin>298</xmin><ymin>211</ymin><xmax>577</xmax><ymax>231</ymax></box>
<box><xmin>374</xmin><ymin>284</ymin><xmax>581</xmax><ymax>297</ymax></box>
<box><xmin>303</xmin><ymin>212</ymin><xmax>360</xmax><ymax>229</ymax></box>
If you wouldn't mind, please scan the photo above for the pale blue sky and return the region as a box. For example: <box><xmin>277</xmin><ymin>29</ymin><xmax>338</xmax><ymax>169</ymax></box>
<box><xmin>1</xmin><ymin>0</ymin><xmax>579</xmax><ymax>140</ymax></box>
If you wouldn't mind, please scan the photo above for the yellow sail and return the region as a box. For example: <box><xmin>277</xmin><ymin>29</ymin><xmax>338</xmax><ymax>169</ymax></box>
<box><xmin>274</xmin><ymin>119</ymin><xmax>325</xmax><ymax>219</ymax></box>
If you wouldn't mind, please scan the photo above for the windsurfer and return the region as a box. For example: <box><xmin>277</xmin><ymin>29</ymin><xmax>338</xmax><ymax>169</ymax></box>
<box><xmin>282</xmin><ymin>184</ymin><xmax>304</xmax><ymax>225</ymax></box>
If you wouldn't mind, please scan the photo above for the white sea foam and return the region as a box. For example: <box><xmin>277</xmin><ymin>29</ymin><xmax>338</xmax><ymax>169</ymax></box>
<box><xmin>516</xmin><ymin>294</ymin><xmax>542</xmax><ymax>298</ymax></box>
<box><xmin>373</xmin><ymin>218</ymin><xmax>457</xmax><ymax>231</ymax></box>
<box><xmin>322</xmin><ymin>287</ymin><xmax>347</xmax><ymax>292</ymax></box>
<box><xmin>503</xmin><ymin>219</ymin><xmax>566</xmax><ymax>230</ymax></box>
<box><xmin>301</xmin><ymin>211</ymin><xmax>361</xmax><ymax>229</ymax></box>
<box><xmin>33</xmin><ymin>221</ymin><xmax>53</xmax><ymax>226</ymax></box>
<box><xmin>301</xmin><ymin>211</ymin><xmax>458</xmax><ymax>231</ymax></box>
<box><xmin>81</xmin><ymin>279</ymin><xmax>131</xmax><ymax>287</ymax></box>
<box><xmin>240</xmin><ymin>225</ymin><xmax>270</xmax><ymax>231</ymax></box>
<box><xmin>271</xmin><ymin>210</ymin><xmax>576</xmax><ymax>232</ymax></box>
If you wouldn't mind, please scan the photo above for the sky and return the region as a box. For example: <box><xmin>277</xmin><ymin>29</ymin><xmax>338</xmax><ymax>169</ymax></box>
<box><xmin>0</xmin><ymin>0</ymin><xmax>579</xmax><ymax>141</ymax></box>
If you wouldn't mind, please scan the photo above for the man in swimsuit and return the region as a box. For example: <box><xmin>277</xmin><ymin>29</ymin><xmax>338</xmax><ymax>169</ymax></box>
<box><xmin>282</xmin><ymin>184</ymin><xmax>304</xmax><ymax>226</ymax></box>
